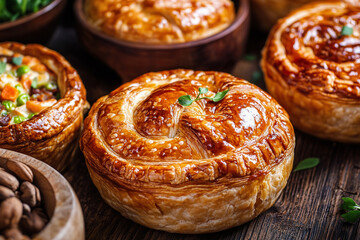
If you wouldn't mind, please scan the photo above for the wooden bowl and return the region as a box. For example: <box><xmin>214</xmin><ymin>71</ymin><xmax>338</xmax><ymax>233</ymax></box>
<box><xmin>74</xmin><ymin>0</ymin><xmax>250</xmax><ymax>81</ymax></box>
<box><xmin>0</xmin><ymin>148</ymin><xmax>84</xmax><ymax>240</ymax></box>
<box><xmin>0</xmin><ymin>0</ymin><xmax>67</xmax><ymax>44</ymax></box>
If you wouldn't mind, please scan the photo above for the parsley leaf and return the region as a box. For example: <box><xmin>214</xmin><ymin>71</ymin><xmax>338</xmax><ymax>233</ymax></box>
<box><xmin>293</xmin><ymin>157</ymin><xmax>320</xmax><ymax>172</ymax></box>
<box><xmin>178</xmin><ymin>88</ymin><xmax>229</xmax><ymax>107</ymax></box>
<box><xmin>341</xmin><ymin>26</ymin><xmax>353</xmax><ymax>36</ymax></box>
<box><xmin>12</xmin><ymin>56</ymin><xmax>23</xmax><ymax>66</ymax></box>
<box><xmin>340</xmin><ymin>197</ymin><xmax>360</xmax><ymax>224</ymax></box>
<box><xmin>0</xmin><ymin>61</ymin><xmax>6</xmax><ymax>74</ymax></box>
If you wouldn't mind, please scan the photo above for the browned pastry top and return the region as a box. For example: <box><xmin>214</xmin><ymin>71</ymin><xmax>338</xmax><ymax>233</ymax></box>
<box><xmin>264</xmin><ymin>1</ymin><xmax>360</xmax><ymax>102</ymax></box>
<box><xmin>81</xmin><ymin>70</ymin><xmax>294</xmax><ymax>185</ymax></box>
<box><xmin>0</xmin><ymin>42</ymin><xmax>87</xmax><ymax>144</ymax></box>
<box><xmin>84</xmin><ymin>0</ymin><xmax>235</xmax><ymax>44</ymax></box>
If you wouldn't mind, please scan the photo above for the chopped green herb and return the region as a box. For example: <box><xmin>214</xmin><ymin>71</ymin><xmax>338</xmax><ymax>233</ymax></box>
<box><xmin>293</xmin><ymin>157</ymin><xmax>320</xmax><ymax>172</ymax></box>
<box><xmin>341</xmin><ymin>197</ymin><xmax>360</xmax><ymax>224</ymax></box>
<box><xmin>178</xmin><ymin>88</ymin><xmax>230</xmax><ymax>107</ymax></box>
<box><xmin>13</xmin><ymin>115</ymin><xmax>26</xmax><ymax>124</ymax></box>
<box><xmin>12</xmin><ymin>56</ymin><xmax>23</xmax><ymax>66</ymax></box>
<box><xmin>243</xmin><ymin>54</ymin><xmax>257</xmax><ymax>61</ymax></box>
<box><xmin>341</xmin><ymin>26</ymin><xmax>353</xmax><ymax>36</ymax></box>
<box><xmin>16</xmin><ymin>65</ymin><xmax>30</xmax><ymax>77</ymax></box>
<box><xmin>31</xmin><ymin>78</ymin><xmax>38</xmax><ymax>88</ymax></box>
<box><xmin>0</xmin><ymin>61</ymin><xmax>6</xmax><ymax>74</ymax></box>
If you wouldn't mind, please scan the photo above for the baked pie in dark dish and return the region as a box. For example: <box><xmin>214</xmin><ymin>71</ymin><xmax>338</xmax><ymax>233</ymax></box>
<box><xmin>0</xmin><ymin>42</ymin><xmax>88</xmax><ymax>171</ymax></box>
<box><xmin>80</xmin><ymin>69</ymin><xmax>295</xmax><ymax>233</ymax></box>
<box><xmin>74</xmin><ymin>0</ymin><xmax>250</xmax><ymax>81</ymax></box>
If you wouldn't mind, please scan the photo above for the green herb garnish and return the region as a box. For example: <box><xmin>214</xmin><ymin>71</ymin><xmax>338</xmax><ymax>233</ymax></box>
<box><xmin>0</xmin><ymin>61</ymin><xmax>6</xmax><ymax>74</ymax></box>
<box><xmin>341</xmin><ymin>197</ymin><xmax>360</xmax><ymax>224</ymax></box>
<box><xmin>341</xmin><ymin>26</ymin><xmax>353</xmax><ymax>36</ymax></box>
<box><xmin>12</xmin><ymin>56</ymin><xmax>23</xmax><ymax>66</ymax></box>
<box><xmin>293</xmin><ymin>157</ymin><xmax>320</xmax><ymax>172</ymax></box>
<box><xmin>178</xmin><ymin>88</ymin><xmax>229</xmax><ymax>107</ymax></box>
<box><xmin>0</xmin><ymin>0</ymin><xmax>52</xmax><ymax>23</ymax></box>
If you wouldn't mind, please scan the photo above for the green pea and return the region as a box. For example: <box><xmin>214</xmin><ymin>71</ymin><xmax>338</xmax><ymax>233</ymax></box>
<box><xmin>15</xmin><ymin>84</ymin><xmax>22</xmax><ymax>93</ymax></box>
<box><xmin>17</xmin><ymin>93</ymin><xmax>29</xmax><ymax>106</ymax></box>
<box><xmin>16</xmin><ymin>65</ymin><xmax>30</xmax><ymax>77</ymax></box>
<box><xmin>13</xmin><ymin>116</ymin><xmax>27</xmax><ymax>124</ymax></box>
<box><xmin>2</xmin><ymin>101</ymin><xmax>15</xmax><ymax>111</ymax></box>
<box><xmin>27</xmin><ymin>113</ymin><xmax>37</xmax><ymax>119</ymax></box>
<box><xmin>45</xmin><ymin>82</ymin><xmax>57</xmax><ymax>91</ymax></box>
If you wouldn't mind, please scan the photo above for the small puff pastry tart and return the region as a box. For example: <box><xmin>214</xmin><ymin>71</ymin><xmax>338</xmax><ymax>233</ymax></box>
<box><xmin>80</xmin><ymin>69</ymin><xmax>295</xmax><ymax>233</ymax></box>
<box><xmin>261</xmin><ymin>1</ymin><xmax>360</xmax><ymax>143</ymax></box>
<box><xmin>84</xmin><ymin>0</ymin><xmax>235</xmax><ymax>44</ymax></box>
<box><xmin>0</xmin><ymin>42</ymin><xmax>88</xmax><ymax>171</ymax></box>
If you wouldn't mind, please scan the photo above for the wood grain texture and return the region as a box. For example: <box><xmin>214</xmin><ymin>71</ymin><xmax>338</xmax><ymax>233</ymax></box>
<box><xmin>49</xmin><ymin>8</ymin><xmax>360</xmax><ymax>239</ymax></box>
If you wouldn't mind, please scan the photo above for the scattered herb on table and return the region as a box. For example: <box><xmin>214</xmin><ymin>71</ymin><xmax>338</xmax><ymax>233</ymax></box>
<box><xmin>293</xmin><ymin>157</ymin><xmax>320</xmax><ymax>172</ymax></box>
<box><xmin>0</xmin><ymin>0</ymin><xmax>52</xmax><ymax>23</ymax></box>
<box><xmin>341</xmin><ymin>197</ymin><xmax>360</xmax><ymax>224</ymax></box>
<box><xmin>178</xmin><ymin>87</ymin><xmax>229</xmax><ymax>107</ymax></box>
<box><xmin>341</xmin><ymin>26</ymin><xmax>353</xmax><ymax>36</ymax></box>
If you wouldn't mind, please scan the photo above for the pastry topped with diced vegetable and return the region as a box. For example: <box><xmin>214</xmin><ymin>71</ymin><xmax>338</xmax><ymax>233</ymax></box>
<box><xmin>0</xmin><ymin>42</ymin><xmax>88</xmax><ymax>172</ymax></box>
<box><xmin>0</xmin><ymin>48</ymin><xmax>59</xmax><ymax>126</ymax></box>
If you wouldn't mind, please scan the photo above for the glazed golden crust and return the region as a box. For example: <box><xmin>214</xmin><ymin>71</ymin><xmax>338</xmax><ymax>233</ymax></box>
<box><xmin>84</xmin><ymin>0</ymin><xmax>235</xmax><ymax>44</ymax></box>
<box><xmin>0</xmin><ymin>42</ymin><xmax>88</xmax><ymax>171</ymax></box>
<box><xmin>251</xmin><ymin>0</ymin><xmax>339</xmax><ymax>31</ymax></box>
<box><xmin>262</xmin><ymin>1</ymin><xmax>360</xmax><ymax>142</ymax></box>
<box><xmin>80</xmin><ymin>69</ymin><xmax>295</xmax><ymax>233</ymax></box>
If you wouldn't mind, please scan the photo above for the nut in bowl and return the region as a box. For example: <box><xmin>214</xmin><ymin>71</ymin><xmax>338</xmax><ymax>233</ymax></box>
<box><xmin>0</xmin><ymin>42</ymin><xmax>89</xmax><ymax>172</ymax></box>
<box><xmin>80</xmin><ymin>69</ymin><xmax>295</xmax><ymax>233</ymax></box>
<box><xmin>74</xmin><ymin>0</ymin><xmax>250</xmax><ymax>81</ymax></box>
<box><xmin>0</xmin><ymin>148</ymin><xmax>84</xmax><ymax>240</ymax></box>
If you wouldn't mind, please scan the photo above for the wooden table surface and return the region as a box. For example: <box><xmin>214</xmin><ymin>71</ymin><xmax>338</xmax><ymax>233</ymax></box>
<box><xmin>44</xmin><ymin>7</ymin><xmax>360</xmax><ymax>240</ymax></box>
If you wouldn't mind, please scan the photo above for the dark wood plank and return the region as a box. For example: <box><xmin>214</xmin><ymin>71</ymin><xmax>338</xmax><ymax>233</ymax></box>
<box><xmin>46</xmin><ymin>12</ymin><xmax>360</xmax><ymax>240</ymax></box>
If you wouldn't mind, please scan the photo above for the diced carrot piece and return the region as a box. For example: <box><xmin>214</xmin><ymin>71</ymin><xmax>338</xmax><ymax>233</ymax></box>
<box><xmin>1</xmin><ymin>84</ymin><xmax>19</xmax><ymax>101</ymax></box>
<box><xmin>26</xmin><ymin>99</ymin><xmax>57</xmax><ymax>113</ymax></box>
<box><xmin>22</xmin><ymin>56</ymin><xmax>32</xmax><ymax>65</ymax></box>
<box><xmin>31</xmin><ymin>63</ymin><xmax>47</xmax><ymax>73</ymax></box>
<box><xmin>20</xmin><ymin>76</ymin><xmax>32</xmax><ymax>91</ymax></box>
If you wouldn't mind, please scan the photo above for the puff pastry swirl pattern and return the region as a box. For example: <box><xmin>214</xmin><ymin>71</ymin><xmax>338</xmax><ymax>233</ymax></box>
<box><xmin>84</xmin><ymin>0</ymin><xmax>235</xmax><ymax>44</ymax></box>
<box><xmin>262</xmin><ymin>1</ymin><xmax>360</xmax><ymax>142</ymax></box>
<box><xmin>80</xmin><ymin>70</ymin><xmax>295</xmax><ymax>233</ymax></box>
<box><xmin>0</xmin><ymin>42</ymin><xmax>88</xmax><ymax>171</ymax></box>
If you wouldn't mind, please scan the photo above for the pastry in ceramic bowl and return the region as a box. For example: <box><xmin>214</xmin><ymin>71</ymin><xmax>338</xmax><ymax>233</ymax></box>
<box><xmin>261</xmin><ymin>1</ymin><xmax>360</xmax><ymax>143</ymax></box>
<box><xmin>84</xmin><ymin>0</ymin><xmax>235</xmax><ymax>44</ymax></box>
<box><xmin>0</xmin><ymin>42</ymin><xmax>88</xmax><ymax>171</ymax></box>
<box><xmin>80</xmin><ymin>69</ymin><xmax>295</xmax><ymax>233</ymax></box>
<box><xmin>251</xmin><ymin>0</ymin><xmax>340</xmax><ymax>31</ymax></box>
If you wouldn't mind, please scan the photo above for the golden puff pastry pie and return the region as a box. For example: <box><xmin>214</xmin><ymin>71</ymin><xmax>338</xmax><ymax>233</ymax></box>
<box><xmin>261</xmin><ymin>1</ymin><xmax>360</xmax><ymax>143</ymax></box>
<box><xmin>84</xmin><ymin>0</ymin><xmax>235</xmax><ymax>44</ymax></box>
<box><xmin>80</xmin><ymin>69</ymin><xmax>295</xmax><ymax>233</ymax></box>
<box><xmin>0</xmin><ymin>42</ymin><xmax>88</xmax><ymax>171</ymax></box>
<box><xmin>251</xmin><ymin>0</ymin><xmax>341</xmax><ymax>31</ymax></box>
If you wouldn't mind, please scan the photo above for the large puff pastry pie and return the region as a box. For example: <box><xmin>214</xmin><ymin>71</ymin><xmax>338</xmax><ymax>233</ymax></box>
<box><xmin>262</xmin><ymin>1</ymin><xmax>360</xmax><ymax>143</ymax></box>
<box><xmin>0</xmin><ymin>42</ymin><xmax>88</xmax><ymax>171</ymax></box>
<box><xmin>84</xmin><ymin>0</ymin><xmax>235</xmax><ymax>44</ymax></box>
<box><xmin>80</xmin><ymin>69</ymin><xmax>295</xmax><ymax>233</ymax></box>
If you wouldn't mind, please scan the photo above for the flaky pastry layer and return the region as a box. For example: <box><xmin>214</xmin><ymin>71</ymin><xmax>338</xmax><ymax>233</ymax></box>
<box><xmin>84</xmin><ymin>0</ymin><xmax>235</xmax><ymax>44</ymax></box>
<box><xmin>261</xmin><ymin>1</ymin><xmax>360</xmax><ymax>142</ymax></box>
<box><xmin>0</xmin><ymin>42</ymin><xmax>88</xmax><ymax>171</ymax></box>
<box><xmin>80</xmin><ymin>69</ymin><xmax>295</xmax><ymax>233</ymax></box>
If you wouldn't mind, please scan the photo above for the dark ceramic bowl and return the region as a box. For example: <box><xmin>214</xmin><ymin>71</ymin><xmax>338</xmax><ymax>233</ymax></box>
<box><xmin>74</xmin><ymin>0</ymin><xmax>250</xmax><ymax>81</ymax></box>
<box><xmin>0</xmin><ymin>0</ymin><xmax>67</xmax><ymax>44</ymax></box>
